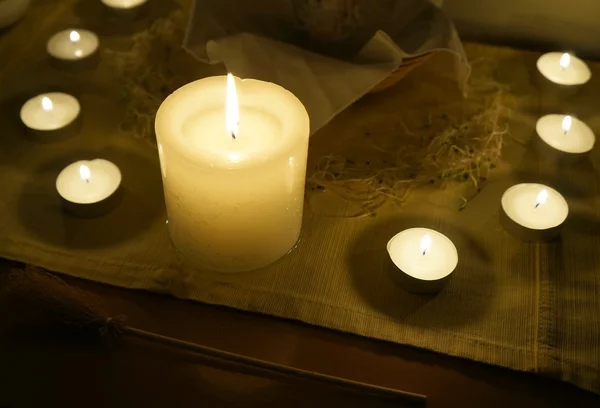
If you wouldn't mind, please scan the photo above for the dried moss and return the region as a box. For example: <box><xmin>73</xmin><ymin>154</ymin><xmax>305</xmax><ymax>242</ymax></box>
<box><xmin>107</xmin><ymin>10</ymin><xmax>190</xmax><ymax>144</ymax></box>
<box><xmin>308</xmin><ymin>61</ymin><xmax>512</xmax><ymax>216</ymax></box>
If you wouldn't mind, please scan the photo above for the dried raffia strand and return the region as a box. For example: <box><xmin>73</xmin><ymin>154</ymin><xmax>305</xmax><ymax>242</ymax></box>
<box><xmin>106</xmin><ymin>10</ymin><xmax>190</xmax><ymax>144</ymax></box>
<box><xmin>308</xmin><ymin>65</ymin><xmax>511</xmax><ymax>217</ymax></box>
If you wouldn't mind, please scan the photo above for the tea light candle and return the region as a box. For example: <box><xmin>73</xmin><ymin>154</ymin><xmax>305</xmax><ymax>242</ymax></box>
<box><xmin>47</xmin><ymin>29</ymin><xmax>99</xmax><ymax>61</ymax></box>
<box><xmin>101</xmin><ymin>0</ymin><xmax>148</xmax><ymax>10</ymax></box>
<box><xmin>387</xmin><ymin>228</ymin><xmax>458</xmax><ymax>294</ymax></box>
<box><xmin>56</xmin><ymin>159</ymin><xmax>122</xmax><ymax>217</ymax></box>
<box><xmin>501</xmin><ymin>183</ymin><xmax>568</xmax><ymax>242</ymax></box>
<box><xmin>155</xmin><ymin>74</ymin><xmax>310</xmax><ymax>273</ymax></box>
<box><xmin>536</xmin><ymin>114</ymin><xmax>595</xmax><ymax>155</ymax></box>
<box><xmin>536</xmin><ymin>52</ymin><xmax>591</xmax><ymax>86</ymax></box>
<box><xmin>20</xmin><ymin>92</ymin><xmax>80</xmax><ymax>131</ymax></box>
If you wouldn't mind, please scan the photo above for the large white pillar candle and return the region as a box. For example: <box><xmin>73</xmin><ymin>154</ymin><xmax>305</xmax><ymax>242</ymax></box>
<box><xmin>501</xmin><ymin>183</ymin><xmax>568</xmax><ymax>241</ymax></box>
<box><xmin>387</xmin><ymin>228</ymin><xmax>458</xmax><ymax>294</ymax></box>
<box><xmin>155</xmin><ymin>75</ymin><xmax>310</xmax><ymax>273</ymax></box>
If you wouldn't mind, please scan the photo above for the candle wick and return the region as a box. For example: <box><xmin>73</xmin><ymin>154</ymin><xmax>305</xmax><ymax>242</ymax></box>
<box><xmin>231</xmin><ymin>131</ymin><xmax>236</xmax><ymax>140</ymax></box>
<box><xmin>422</xmin><ymin>249</ymin><xmax>427</xmax><ymax>256</ymax></box>
<box><xmin>534</xmin><ymin>202</ymin><xmax>540</xmax><ymax>209</ymax></box>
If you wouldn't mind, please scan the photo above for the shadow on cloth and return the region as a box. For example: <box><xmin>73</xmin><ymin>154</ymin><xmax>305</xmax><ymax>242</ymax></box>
<box><xmin>17</xmin><ymin>147</ymin><xmax>164</xmax><ymax>249</ymax></box>
<box><xmin>348</xmin><ymin>214</ymin><xmax>493</xmax><ymax>329</ymax></box>
<box><xmin>563</xmin><ymin>212</ymin><xmax>600</xmax><ymax>239</ymax></box>
<box><xmin>493</xmin><ymin>52</ymin><xmax>539</xmax><ymax>99</ymax></box>
<box><xmin>513</xmin><ymin>139</ymin><xmax>600</xmax><ymax>200</ymax></box>
<box><xmin>72</xmin><ymin>0</ymin><xmax>179</xmax><ymax>37</ymax></box>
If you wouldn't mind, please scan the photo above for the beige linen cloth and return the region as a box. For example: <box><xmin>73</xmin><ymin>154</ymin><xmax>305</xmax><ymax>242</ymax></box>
<box><xmin>1</xmin><ymin>0</ymin><xmax>600</xmax><ymax>395</ymax></box>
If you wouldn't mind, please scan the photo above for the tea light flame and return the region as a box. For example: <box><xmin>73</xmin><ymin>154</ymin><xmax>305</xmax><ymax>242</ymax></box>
<box><xmin>226</xmin><ymin>73</ymin><xmax>240</xmax><ymax>140</ymax></box>
<box><xmin>69</xmin><ymin>30</ymin><xmax>80</xmax><ymax>43</ymax></box>
<box><xmin>79</xmin><ymin>164</ymin><xmax>91</xmax><ymax>183</ymax></box>
<box><xmin>559</xmin><ymin>53</ymin><xmax>571</xmax><ymax>70</ymax></box>
<box><xmin>535</xmin><ymin>189</ymin><xmax>548</xmax><ymax>209</ymax></box>
<box><xmin>420</xmin><ymin>234</ymin><xmax>432</xmax><ymax>256</ymax></box>
<box><xmin>41</xmin><ymin>96</ymin><xmax>53</xmax><ymax>112</ymax></box>
<box><xmin>562</xmin><ymin>115</ymin><xmax>572</xmax><ymax>135</ymax></box>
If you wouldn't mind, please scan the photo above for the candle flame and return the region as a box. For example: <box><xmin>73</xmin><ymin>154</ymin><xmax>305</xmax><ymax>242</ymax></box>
<box><xmin>562</xmin><ymin>115</ymin><xmax>572</xmax><ymax>134</ymax></box>
<box><xmin>69</xmin><ymin>30</ymin><xmax>80</xmax><ymax>43</ymax></box>
<box><xmin>79</xmin><ymin>164</ymin><xmax>91</xmax><ymax>183</ymax></box>
<box><xmin>535</xmin><ymin>189</ymin><xmax>548</xmax><ymax>209</ymax></box>
<box><xmin>226</xmin><ymin>73</ymin><xmax>240</xmax><ymax>140</ymax></box>
<box><xmin>41</xmin><ymin>96</ymin><xmax>53</xmax><ymax>112</ymax></box>
<box><xmin>559</xmin><ymin>53</ymin><xmax>571</xmax><ymax>70</ymax></box>
<box><xmin>420</xmin><ymin>234</ymin><xmax>432</xmax><ymax>256</ymax></box>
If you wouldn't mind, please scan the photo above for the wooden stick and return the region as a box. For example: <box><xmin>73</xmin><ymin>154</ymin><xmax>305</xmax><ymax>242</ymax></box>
<box><xmin>123</xmin><ymin>326</ymin><xmax>426</xmax><ymax>405</ymax></box>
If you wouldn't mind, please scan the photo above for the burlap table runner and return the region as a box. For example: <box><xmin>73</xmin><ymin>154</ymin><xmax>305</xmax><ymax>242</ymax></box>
<box><xmin>1</xmin><ymin>0</ymin><xmax>599</xmax><ymax>395</ymax></box>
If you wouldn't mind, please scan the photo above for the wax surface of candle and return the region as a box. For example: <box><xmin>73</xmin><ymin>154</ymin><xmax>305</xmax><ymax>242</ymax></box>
<box><xmin>155</xmin><ymin>75</ymin><xmax>310</xmax><ymax>273</ymax></box>
<box><xmin>56</xmin><ymin>159</ymin><xmax>121</xmax><ymax>204</ymax></box>
<box><xmin>536</xmin><ymin>52</ymin><xmax>591</xmax><ymax>86</ymax></box>
<box><xmin>101</xmin><ymin>0</ymin><xmax>147</xmax><ymax>8</ymax></box>
<box><xmin>536</xmin><ymin>114</ymin><xmax>595</xmax><ymax>153</ymax></box>
<box><xmin>47</xmin><ymin>29</ymin><xmax>98</xmax><ymax>60</ymax></box>
<box><xmin>20</xmin><ymin>92</ymin><xmax>80</xmax><ymax>131</ymax></box>
<box><xmin>502</xmin><ymin>184</ymin><xmax>568</xmax><ymax>230</ymax></box>
<box><xmin>387</xmin><ymin>228</ymin><xmax>458</xmax><ymax>281</ymax></box>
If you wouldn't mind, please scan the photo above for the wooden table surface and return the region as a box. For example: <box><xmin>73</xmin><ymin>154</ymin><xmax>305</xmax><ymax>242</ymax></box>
<box><xmin>1</xmin><ymin>260</ymin><xmax>598</xmax><ymax>408</ymax></box>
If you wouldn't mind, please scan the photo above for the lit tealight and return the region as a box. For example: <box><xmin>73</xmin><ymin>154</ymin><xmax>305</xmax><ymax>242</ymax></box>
<box><xmin>536</xmin><ymin>52</ymin><xmax>591</xmax><ymax>86</ymax></box>
<box><xmin>20</xmin><ymin>92</ymin><xmax>80</xmax><ymax>132</ymax></box>
<box><xmin>536</xmin><ymin>114</ymin><xmax>595</xmax><ymax>155</ymax></box>
<box><xmin>47</xmin><ymin>29</ymin><xmax>99</xmax><ymax>61</ymax></box>
<box><xmin>101</xmin><ymin>0</ymin><xmax>149</xmax><ymax>10</ymax></box>
<box><xmin>387</xmin><ymin>228</ymin><xmax>458</xmax><ymax>294</ymax></box>
<box><xmin>501</xmin><ymin>183</ymin><xmax>568</xmax><ymax>241</ymax></box>
<box><xmin>56</xmin><ymin>159</ymin><xmax>122</xmax><ymax>217</ymax></box>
